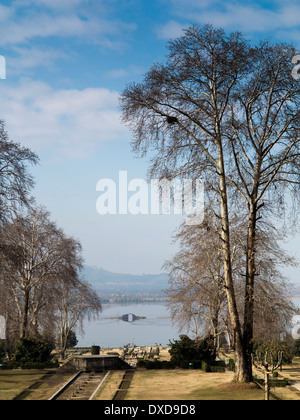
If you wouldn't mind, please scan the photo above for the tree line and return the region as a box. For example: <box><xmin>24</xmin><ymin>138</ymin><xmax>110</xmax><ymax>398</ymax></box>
<box><xmin>0</xmin><ymin>121</ymin><xmax>101</xmax><ymax>359</ymax></box>
<box><xmin>121</xmin><ymin>24</ymin><xmax>300</xmax><ymax>382</ymax></box>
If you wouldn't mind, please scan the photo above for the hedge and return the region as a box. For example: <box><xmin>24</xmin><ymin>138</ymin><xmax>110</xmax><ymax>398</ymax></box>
<box><xmin>136</xmin><ymin>359</ymin><xmax>226</xmax><ymax>371</ymax></box>
<box><xmin>255</xmin><ymin>377</ymin><xmax>289</xmax><ymax>387</ymax></box>
<box><xmin>136</xmin><ymin>360</ymin><xmax>176</xmax><ymax>369</ymax></box>
<box><xmin>0</xmin><ymin>361</ymin><xmax>59</xmax><ymax>370</ymax></box>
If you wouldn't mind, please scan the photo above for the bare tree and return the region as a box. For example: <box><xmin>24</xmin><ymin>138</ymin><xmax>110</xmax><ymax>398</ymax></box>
<box><xmin>253</xmin><ymin>349</ymin><xmax>283</xmax><ymax>400</ymax></box>
<box><xmin>121</xmin><ymin>24</ymin><xmax>251</xmax><ymax>380</ymax></box>
<box><xmin>0</xmin><ymin>207</ymin><xmax>83</xmax><ymax>338</ymax></box>
<box><xmin>228</xmin><ymin>41</ymin><xmax>300</xmax><ymax>378</ymax></box>
<box><xmin>120</xmin><ymin>24</ymin><xmax>300</xmax><ymax>381</ymax></box>
<box><xmin>0</xmin><ymin>120</ymin><xmax>38</xmax><ymax>222</ymax></box>
<box><xmin>166</xmin><ymin>210</ymin><xmax>296</xmax><ymax>352</ymax></box>
<box><xmin>165</xmin><ymin>219</ymin><xmax>227</xmax><ymax>348</ymax></box>
<box><xmin>54</xmin><ymin>279</ymin><xmax>102</xmax><ymax>359</ymax></box>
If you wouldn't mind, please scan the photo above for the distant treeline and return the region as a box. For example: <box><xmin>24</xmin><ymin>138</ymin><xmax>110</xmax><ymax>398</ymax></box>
<box><xmin>100</xmin><ymin>294</ymin><xmax>168</xmax><ymax>305</ymax></box>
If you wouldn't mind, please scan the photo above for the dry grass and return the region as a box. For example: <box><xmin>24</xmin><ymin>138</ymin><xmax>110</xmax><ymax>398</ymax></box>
<box><xmin>253</xmin><ymin>357</ymin><xmax>300</xmax><ymax>401</ymax></box>
<box><xmin>0</xmin><ymin>370</ymin><xmax>76</xmax><ymax>400</ymax></box>
<box><xmin>0</xmin><ymin>370</ymin><xmax>45</xmax><ymax>400</ymax></box>
<box><xmin>95</xmin><ymin>371</ymin><xmax>125</xmax><ymax>400</ymax></box>
<box><xmin>2</xmin><ymin>354</ymin><xmax>300</xmax><ymax>400</ymax></box>
<box><xmin>125</xmin><ymin>370</ymin><xmax>267</xmax><ymax>400</ymax></box>
<box><xmin>215</xmin><ymin>382</ymin><xmax>259</xmax><ymax>391</ymax></box>
<box><xmin>23</xmin><ymin>372</ymin><xmax>76</xmax><ymax>400</ymax></box>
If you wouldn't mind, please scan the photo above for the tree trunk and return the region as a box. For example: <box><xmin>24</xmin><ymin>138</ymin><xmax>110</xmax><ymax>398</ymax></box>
<box><xmin>265</xmin><ymin>372</ymin><xmax>270</xmax><ymax>401</ymax></box>
<box><xmin>243</xmin><ymin>201</ymin><xmax>258</xmax><ymax>382</ymax></box>
<box><xmin>20</xmin><ymin>288</ymin><xmax>30</xmax><ymax>338</ymax></box>
<box><xmin>211</xmin><ymin>296</ymin><xmax>221</xmax><ymax>350</ymax></box>
<box><xmin>217</xmin><ymin>141</ymin><xmax>250</xmax><ymax>381</ymax></box>
<box><xmin>211</xmin><ymin>315</ymin><xmax>219</xmax><ymax>350</ymax></box>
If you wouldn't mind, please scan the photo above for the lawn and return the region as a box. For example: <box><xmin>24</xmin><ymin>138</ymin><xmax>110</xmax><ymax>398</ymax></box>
<box><xmin>2</xmin><ymin>359</ymin><xmax>300</xmax><ymax>400</ymax></box>
<box><xmin>96</xmin><ymin>370</ymin><xmax>126</xmax><ymax>400</ymax></box>
<box><xmin>124</xmin><ymin>370</ymin><xmax>268</xmax><ymax>400</ymax></box>
<box><xmin>0</xmin><ymin>370</ymin><xmax>75</xmax><ymax>400</ymax></box>
<box><xmin>0</xmin><ymin>370</ymin><xmax>45</xmax><ymax>400</ymax></box>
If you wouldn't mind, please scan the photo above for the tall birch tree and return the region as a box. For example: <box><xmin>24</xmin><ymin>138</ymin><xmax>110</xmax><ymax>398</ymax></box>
<box><xmin>120</xmin><ymin>24</ymin><xmax>300</xmax><ymax>381</ymax></box>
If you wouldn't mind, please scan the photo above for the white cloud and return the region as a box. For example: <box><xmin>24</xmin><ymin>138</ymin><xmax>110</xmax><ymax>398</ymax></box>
<box><xmin>0</xmin><ymin>2</ymin><xmax>135</xmax><ymax>48</ymax></box>
<box><xmin>157</xmin><ymin>0</ymin><xmax>300</xmax><ymax>45</ymax></box>
<box><xmin>7</xmin><ymin>46</ymin><xmax>68</xmax><ymax>74</ymax></box>
<box><xmin>0</xmin><ymin>4</ymin><xmax>14</xmax><ymax>22</ymax></box>
<box><xmin>0</xmin><ymin>80</ymin><xmax>128</xmax><ymax>162</ymax></box>
<box><xmin>14</xmin><ymin>0</ymin><xmax>88</xmax><ymax>10</ymax></box>
<box><xmin>105</xmin><ymin>64</ymin><xmax>145</xmax><ymax>79</ymax></box>
<box><xmin>156</xmin><ymin>20</ymin><xmax>187</xmax><ymax>40</ymax></box>
<box><xmin>0</xmin><ymin>13</ymin><xmax>117</xmax><ymax>46</ymax></box>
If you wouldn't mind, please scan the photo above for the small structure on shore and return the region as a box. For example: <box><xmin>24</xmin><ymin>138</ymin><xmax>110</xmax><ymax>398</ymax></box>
<box><xmin>121</xmin><ymin>313</ymin><xmax>146</xmax><ymax>323</ymax></box>
<box><xmin>64</xmin><ymin>355</ymin><xmax>131</xmax><ymax>372</ymax></box>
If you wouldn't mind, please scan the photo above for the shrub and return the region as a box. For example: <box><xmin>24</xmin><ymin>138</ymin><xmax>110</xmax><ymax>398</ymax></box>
<box><xmin>209</xmin><ymin>365</ymin><xmax>226</xmax><ymax>373</ymax></box>
<box><xmin>228</xmin><ymin>359</ymin><xmax>235</xmax><ymax>372</ymax></box>
<box><xmin>20</xmin><ymin>361</ymin><xmax>59</xmax><ymax>370</ymax></box>
<box><xmin>136</xmin><ymin>359</ymin><xmax>176</xmax><ymax>369</ymax></box>
<box><xmin>293</xmin><ymin>339</ymin><xmax>300</xmax><ymax>357</ymax></box>
<box><xmin>255</xmin><ymin>377</ymin><xmax>289</xmax><ymax>388</ymax></box>
<box><xmin>136</xmin><ymin>358</ymin><xmax>226</xmax><ymax>372</ymax></box>
<box><xmin>12</xmin><ymin>337</ymin><xmax>53</xmax><ymax>367</ymax></box>
<box><xmin>201</xmin><ymin>360</ymin><xmax>225</xmax><ymax>372</ymax></box>
<box><xmin>0</xmin><ymin>340</ymin><xmax>5</xmax><ymax>363</ymax></box>
<box><xmin>169</xmin><ymin>335</ymin><xmax>216</xmax><ymax>368</ymax></box>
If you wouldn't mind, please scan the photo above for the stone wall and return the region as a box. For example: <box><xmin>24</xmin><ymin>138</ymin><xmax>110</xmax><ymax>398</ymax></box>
<box><xmin>65</xmin><ymin>355</ymin><xmax>130</xmax><ymax>372</ymax></box>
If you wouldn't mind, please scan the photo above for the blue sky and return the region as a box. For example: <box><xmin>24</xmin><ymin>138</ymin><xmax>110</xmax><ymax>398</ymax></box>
<box><xmin>0</xmin><ymin>0</ymin><xmax>300</xmax><ymax>276</ymax></box>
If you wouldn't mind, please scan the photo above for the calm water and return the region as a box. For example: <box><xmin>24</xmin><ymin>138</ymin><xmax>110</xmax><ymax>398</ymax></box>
<box><xmin>77</xmin><ymin>302</ymin><xmax>182</xmax><ymax>348</ymax></box>
<box><xmin>77</xmin><ymin>298</ymin><xmax>300</xmax><ymax>348</ymax></box>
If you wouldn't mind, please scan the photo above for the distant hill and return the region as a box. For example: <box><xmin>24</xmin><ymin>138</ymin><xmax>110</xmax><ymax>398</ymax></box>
<box><xmin>81</xmin><ymin>266</ymin><xmax>170</xmax><ymax>294</ymax></box>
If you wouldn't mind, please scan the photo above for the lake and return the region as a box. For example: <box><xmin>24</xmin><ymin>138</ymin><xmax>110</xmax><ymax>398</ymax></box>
<box><xmin>77</xmin><ymin>302</ymin><xmax>183</xmax><ymax>348</ymax></box>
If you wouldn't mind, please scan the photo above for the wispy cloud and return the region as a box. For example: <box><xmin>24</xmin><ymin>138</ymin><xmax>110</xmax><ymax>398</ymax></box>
<box><xmin>13</xmin><ymin>0</ymin><xmax>88</xmax><ymax>10</ymax></box>
<box><xmin>105</xmin><ymin>64</ymin><xmax>145</xmax><ymax>79</ymax></box>
<box><xmin>156</xmin><ymin>20</ymin><xmax>187</xmax><ymax>40</ymax></box>
<box><xmin>0</xmin><ymin>80</ymin><xmax>127</xmax><ymax>162</ymax></box>
<box><xmin>0</xmin><ymin>1</ymin><xmax>136</xmax><ymax>50</ymax></box>
<box><xmin>157</xmin><ymin>0</ymin><xmax>300</xmax><ymax>47</ymax></box>
<box><xmin>7</xmin><ymin>46</ymin><xmax>68</xmax><ymax>74</ymax></box>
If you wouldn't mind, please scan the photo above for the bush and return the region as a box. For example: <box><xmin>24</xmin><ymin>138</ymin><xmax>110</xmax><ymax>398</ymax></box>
<box><xmin>136</xmin><ymin>358</ymin><xmax>226</xmax><ymax>372</ymax></box>
<box><xmin>201</xmin><ymin>360</ymin><xmax>226</xmax><ymax>372</ymax></box>
<box><xmin>0</xmin><ymin>340</ymin><xmax>5</xmax><ymax>363</ymax></box>
<box><xmin>12</xmin><ymin>337</ymin><xmax>53</xmax><ymax>367</ymax></box>
<box><xmin>210</xmin><ymin>366</ymin><xmax>226</xmax><ymax>373</ymax></box>
<box><xmin>136</xmin><ymin>359</ymin><xmax>176</xmax><ymax>370</ymax></box>
<box><xmin>169</xmin><ymin>335</ymin><xmax>216</xmax><ymax>368</ymax></box>
<box><xmin>293</xmin><ymin>339</ymin><xmax>300</xmax><ymax>357</ymax></box>
<box><xmin>228</xmin><ymin>359</ymin><xmax>235</xmax><ymax>372</ymax></box>
<box><xmin>20</xmin><ymin>361</ymin><xmax>59</xmax><ymax>370</ymax></box>
<box><xmin>255</xmin><ymin>377</ymin><xmax>289</xmax><ymax>388</ymax></box>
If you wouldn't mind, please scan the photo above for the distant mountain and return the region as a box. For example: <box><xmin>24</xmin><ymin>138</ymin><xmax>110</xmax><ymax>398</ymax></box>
<box><xmin>81</xmin><ymin>266</ymin><xmax>170</xmax><ymax>294</ymax></box>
